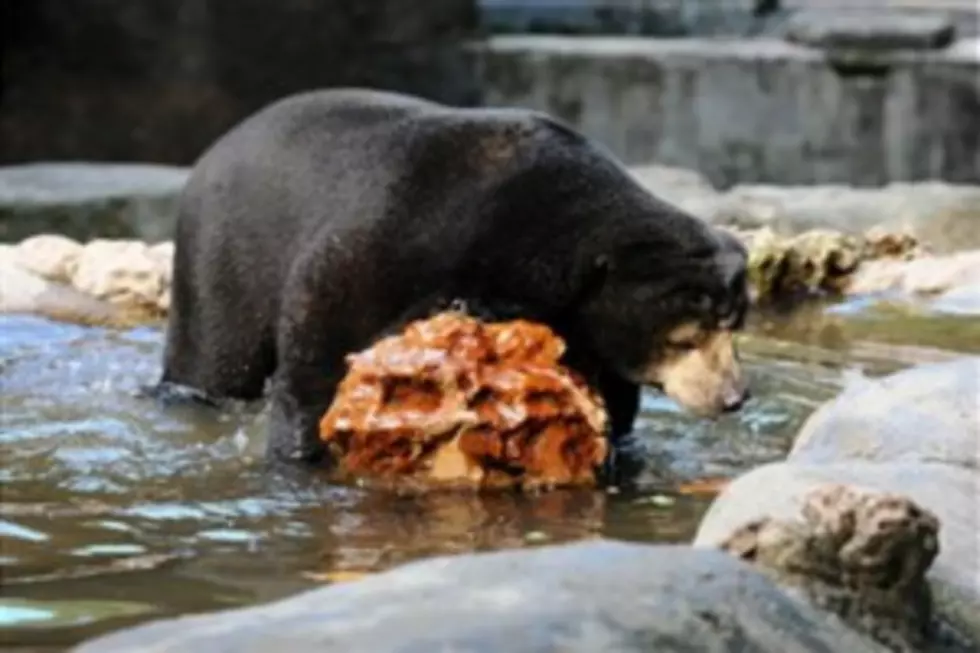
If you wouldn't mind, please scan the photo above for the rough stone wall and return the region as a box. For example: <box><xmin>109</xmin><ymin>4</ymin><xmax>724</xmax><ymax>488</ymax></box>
<box><xmin>479</xmin><ymin>0</ymin><xmax>768</xmax><ymax>37</ymax></box>
<box><xmin>478</xmin><ymin>36</ymin><xmax>980</xmax><ymax>187</ymax></box>
<box><xmin>478</xmin><ymin>1</ymin><xmax>980</xmax><ymax>38</ymax></box>
<box><xmin>0</xmin><ymin>0</ymin><xmax>481</xmax><ymax>165</ymax></box>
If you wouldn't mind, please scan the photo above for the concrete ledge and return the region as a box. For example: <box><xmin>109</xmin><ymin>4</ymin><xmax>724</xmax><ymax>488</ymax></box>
<box><xmin>0</xmin><ymin>163</ymin><xmax>190</xmax><ymax>243</ymax></box>
<box><xmin>479</xmin><ymin>35</ymin><xmax>980</xmax><ymax>186</ymax></box>
<box><xmin>784</xmin><ymin>11</ymin><xmax>957</xmax><ymax>51</ymax></box>
<box><xmin>2</xmin><ymin>162</ymin><xmax>978</xmax><ymax>246</ymax></box>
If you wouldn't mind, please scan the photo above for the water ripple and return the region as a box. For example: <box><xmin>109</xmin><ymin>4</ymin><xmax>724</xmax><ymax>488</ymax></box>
<box><xmin>1</xmin><ymin>309</ymin><xmax>976</xmax><ymax>647</ymax></box>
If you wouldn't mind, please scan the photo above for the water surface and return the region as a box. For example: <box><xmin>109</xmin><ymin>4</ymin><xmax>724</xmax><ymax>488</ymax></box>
<box><xmin>2</xmin><ymin>298</ymin><xmax>977</xmax><ymax>650</ymax></box>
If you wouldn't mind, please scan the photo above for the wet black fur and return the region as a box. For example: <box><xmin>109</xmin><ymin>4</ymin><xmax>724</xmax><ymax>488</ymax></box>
<box><xmin>153</xmin><ymin>88</ymin><xmax>749</xmax><ymax>465</ymax></box>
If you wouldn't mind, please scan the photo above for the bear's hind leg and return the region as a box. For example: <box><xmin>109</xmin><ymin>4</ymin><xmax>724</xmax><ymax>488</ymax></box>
<box><xmin>155</xmin><ymin>249</ymin><xmax>277</xmax><ymax>404</ymax></box>
<box><xmin>263</xmin><ymin>249</ymin><xmax>372</xmax><ymax>464</ymax></box>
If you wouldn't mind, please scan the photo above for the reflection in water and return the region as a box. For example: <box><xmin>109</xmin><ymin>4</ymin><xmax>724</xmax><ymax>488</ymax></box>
<box><xmin>1</xmin><ymin>302</ymin><xmax>977</xmax><ymax>649</ymax></box>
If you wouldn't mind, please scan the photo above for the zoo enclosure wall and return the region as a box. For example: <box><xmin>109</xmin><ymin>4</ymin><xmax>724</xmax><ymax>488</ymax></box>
<box><xmin>1</xmin><ymin>0</ymin><xmax>977</xmax><ymax>187</ymax></box>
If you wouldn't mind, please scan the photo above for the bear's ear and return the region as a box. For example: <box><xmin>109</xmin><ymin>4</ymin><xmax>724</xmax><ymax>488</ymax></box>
<box><xmin>717</xmin><ymin>248</ymin><xmax>748</xmax><ymax>288</ymax></box>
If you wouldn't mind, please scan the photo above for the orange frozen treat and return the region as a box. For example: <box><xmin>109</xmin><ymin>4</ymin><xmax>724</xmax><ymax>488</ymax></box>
<box><xmin>319</xmin><ymin>311</ymin><xmax>609</xmax><ymax>491</ymax></box>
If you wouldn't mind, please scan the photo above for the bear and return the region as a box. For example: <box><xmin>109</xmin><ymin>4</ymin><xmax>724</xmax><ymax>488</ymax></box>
<box><xmin>154</xmin><ymin>88</ymin><xmax>751</xmax><ymax>466</ymax></box>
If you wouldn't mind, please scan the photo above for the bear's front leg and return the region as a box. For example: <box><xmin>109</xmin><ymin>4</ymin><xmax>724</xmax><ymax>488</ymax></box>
<box><xmin>266</xmin><ymin>372</ymin><xmax>337</xmax><ymax>465</ymax></box>
<box><xmin>596</xmin><ymin>368</ymin><xmax>641</xmax><ymax>442</ymax></box>
<box><xmin>559</xmin><ymin>337</ymin><xmax>641</xmax><ymax>442</ymax></box>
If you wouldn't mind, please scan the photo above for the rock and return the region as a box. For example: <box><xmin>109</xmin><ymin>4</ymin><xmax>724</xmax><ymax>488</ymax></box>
<box><xmin>148</xmin><ymin>241</ymin><xmax>174</xmax><ymax>282</ymax></box>
<box><xmin>0</xmin><ymin>235</ymin><xmax>173</xmax><ymax>324</ymax></box>
<box><xmin>0</xmin><ymin>163</ymin><xmax>188</xmax><ymax>243</ymax></box>
<box><xmin>739</xmin><ymin>227</ymin><xmax>864</xmax><ymax>302</ymax></box>
<box><xmin>862</xmin><ymin>227</ymin><xmax>920</xmax><ymax>261</ymax></box>
<box><xmin>0</xmin><ymin>258</ymin><xmax>130</xmax><ymax>326</ymax></box>
<box><xmin>12</xmin><ymin>233</ymin><xmax>84</xmax><ymax>282</ymax></box>
<box><xmin>847</xmin><ymin>251</ymin><xmax>980</xmax><ymax>298</ymax></box>
<box><xmin>916</xmin><ymin>198</ymin><xmax>980</xmax><ymax>255</ymax></box>
<box><xmin>69</xmin><ymin>239</ymin><xmax>169</xmax><ymax>310</ymax></box>
<box><xmin>696</xmin><ymin>360</ymin><xmax>980</xmax><ymax>643</ymax></box>
<box><xmin>148</xmin><ymin>242</ymin><xmax>174</xmax><ymax>311</ymax></box>
<box><xmin>696</xmin><ymin>462</ymin><xmax>979</xmax><ymax>647</ymax></box>
<box><xmin>72</xmin><ymin>541</ymin><xmax>887</xmax><ymax>653</ymax></box>
<box><xmin>720</xmin><ymin>483</ymin><xmax>943</xmax><ymax>651</ymax></box>
<box><xmin>155</xmin><ymin>287</ymin><xmax>172</xmax><ymax>312</ymax></box>
<box><xmin>729</xmin><ymin>224</ymin><xmax>928</xmax><ymax>304</ymax></box>
<box><xmin>783</xmin><ymin>11</ymin><xmax>956</xmax><ymax>51</ymax></box>
<box><xmin>789</xmin><ymin>358</ymin><xmax>980</xmax><ymax>469</ymax></box>
<box><xmin>713</xmin><ymin>219</ymin><xmax>980</xmax><ymax>305</ymax></box>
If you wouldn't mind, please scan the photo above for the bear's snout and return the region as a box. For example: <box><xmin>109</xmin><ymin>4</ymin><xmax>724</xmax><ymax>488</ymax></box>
<box><xmin>639</xmin><ymin>326</ymin><xmax>750</xmax><ymax>418</ymax></box>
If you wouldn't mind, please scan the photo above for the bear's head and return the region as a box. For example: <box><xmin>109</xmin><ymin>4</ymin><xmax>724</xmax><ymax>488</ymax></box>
<box><xmin>578</xmin><ymin>223</ymin><xmax>751</xmax><ymax>418</ymax></box>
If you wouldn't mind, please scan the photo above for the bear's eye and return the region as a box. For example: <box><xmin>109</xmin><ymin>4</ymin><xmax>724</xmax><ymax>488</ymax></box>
<box><xmin>667</xmin><ymin>336</ymin><xmax>701</xmax><ymax>352</ymax></box>
<box><xmin>665</xmin><ymin>322</ymin><xmax>705</xmax><ymax>352</ymax></box>
<box><xmin>671</xmin><ymin>341</ymin><xmax>699</xmax><ymax>352</ymax></box>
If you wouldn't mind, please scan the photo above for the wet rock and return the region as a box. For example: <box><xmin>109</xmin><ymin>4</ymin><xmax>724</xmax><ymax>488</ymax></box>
<box><xmin>720</xmin><ymin>483</ymin><xmax>943</xmax><ymax>651</ymax></box>
<box><xmin>725</xmin><ymin>217</ymin><xmax>980</xmax><ymax>305</ymax></box>
<box><xmin>0</xmin><ymin>163</ymin><xmax>188</xmax><ymax>243</ymax></box>
<box><xmin>696</xmin><ymin>462</ymin><xmax>979</xmax><ymax>648</ymax></box>
<box><xmin>1</xmin><ymin>235</ymin><xmax>171</xmax><ymax>324</ymax></box>
<box><xmin>698</xmin><ymin>360</ymin><xmax>980</xmax><ymax>645</ymax></box>
<box><xmin>913</xmin><ymin>198</ymin><xmax>980</xmax><ymax>256</ymax></box>
<box><xmin>861</xmin><ymin>227</ymin><xmax>921</xmax><ymax>261</ymax></box>
<box><xmin>731</xmin><ymin>224</ymin><xmax>930</xmax><ymax>303</ymax></box>
<box><xmin>737</xmin><ymin>227</ymin><xmax>864</xmax><ymax>302</ymax></box>
<box><xmin>847</xmin><ymin>251</ymin><xmax>980</xmax><ymax>298</ymax></box>
<box><xmin>626</xmin><ymin>168</ymin><xmax>980</xmax><ymax>306</ymax></box>
<box><xmin>148</xmin><ymin>242</ymin><xmax>174</xmax><ymax>279</ymax></box>
<box><xmin>0</xmin><ymin>258</ymin><xmax>128</xmax><ymax>326</ymax></box>
<box><xmin>696</xmin><ymin>359</ymin><xmax>980</xmax><ymax>646</ymax></box>
<box><xmin>320</xmin><ymin>311</ymin><xmax>609</xmax><ymax>491</ymax></box>
<box><xmin>72</xmin><ymin>541</ymin><xmax>887</xmax><ymax>653</ymax></box>
<box><xmin>789</xmin><ymin>357</ymin><xmax>980</xmax><ymax>469</ymax></box>
<box><xmin>69</xmin><ymin>239</ymin><xmax>170</xmax><ymax>313</ymax></box>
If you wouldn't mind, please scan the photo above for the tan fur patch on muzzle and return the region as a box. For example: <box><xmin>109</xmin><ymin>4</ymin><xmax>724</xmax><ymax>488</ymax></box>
<box><xmin>641</xmin><ymin>322</ymin><xmax>748</xmax><ymax>417</ymax></box>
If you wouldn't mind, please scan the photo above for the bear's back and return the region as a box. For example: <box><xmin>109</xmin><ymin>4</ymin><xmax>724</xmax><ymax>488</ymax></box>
<box><xmin>182</xmin><ymin>88</ymin><xmax>617</xmax><ymax>246</ymax></box>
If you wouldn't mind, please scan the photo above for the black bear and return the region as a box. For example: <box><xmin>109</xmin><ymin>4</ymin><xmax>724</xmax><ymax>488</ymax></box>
<box><xmin>156</xmin><ymin>88</ymin><xmax>751</xmax><ymax>465</ymax></box>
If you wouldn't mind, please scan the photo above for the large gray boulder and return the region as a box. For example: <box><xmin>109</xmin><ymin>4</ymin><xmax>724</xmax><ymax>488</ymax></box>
<box><xmin>695</xmin><ymin>358</ymin><xmax>980</xmax><ymax>646</ymax></box>
<box><xmin>789</xmin><ymin>357</ymin><xmax>980</xmax><ymax>469</ymax></box>
<box><xmin>73</xmin><ymin>541</ymin><xmax>885</xmax><ymax>653</ymax></box>
<box><xmin>0</xmin><ymin>163</ymin><xmax>189</xmax><ymax>243</ymax></box>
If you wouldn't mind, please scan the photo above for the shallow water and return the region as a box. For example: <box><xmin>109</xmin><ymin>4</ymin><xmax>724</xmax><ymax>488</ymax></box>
<box><xmin>1</xmin><ymin>299</ymin><xmax>978</xmax><ymax>650</ymax></box>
